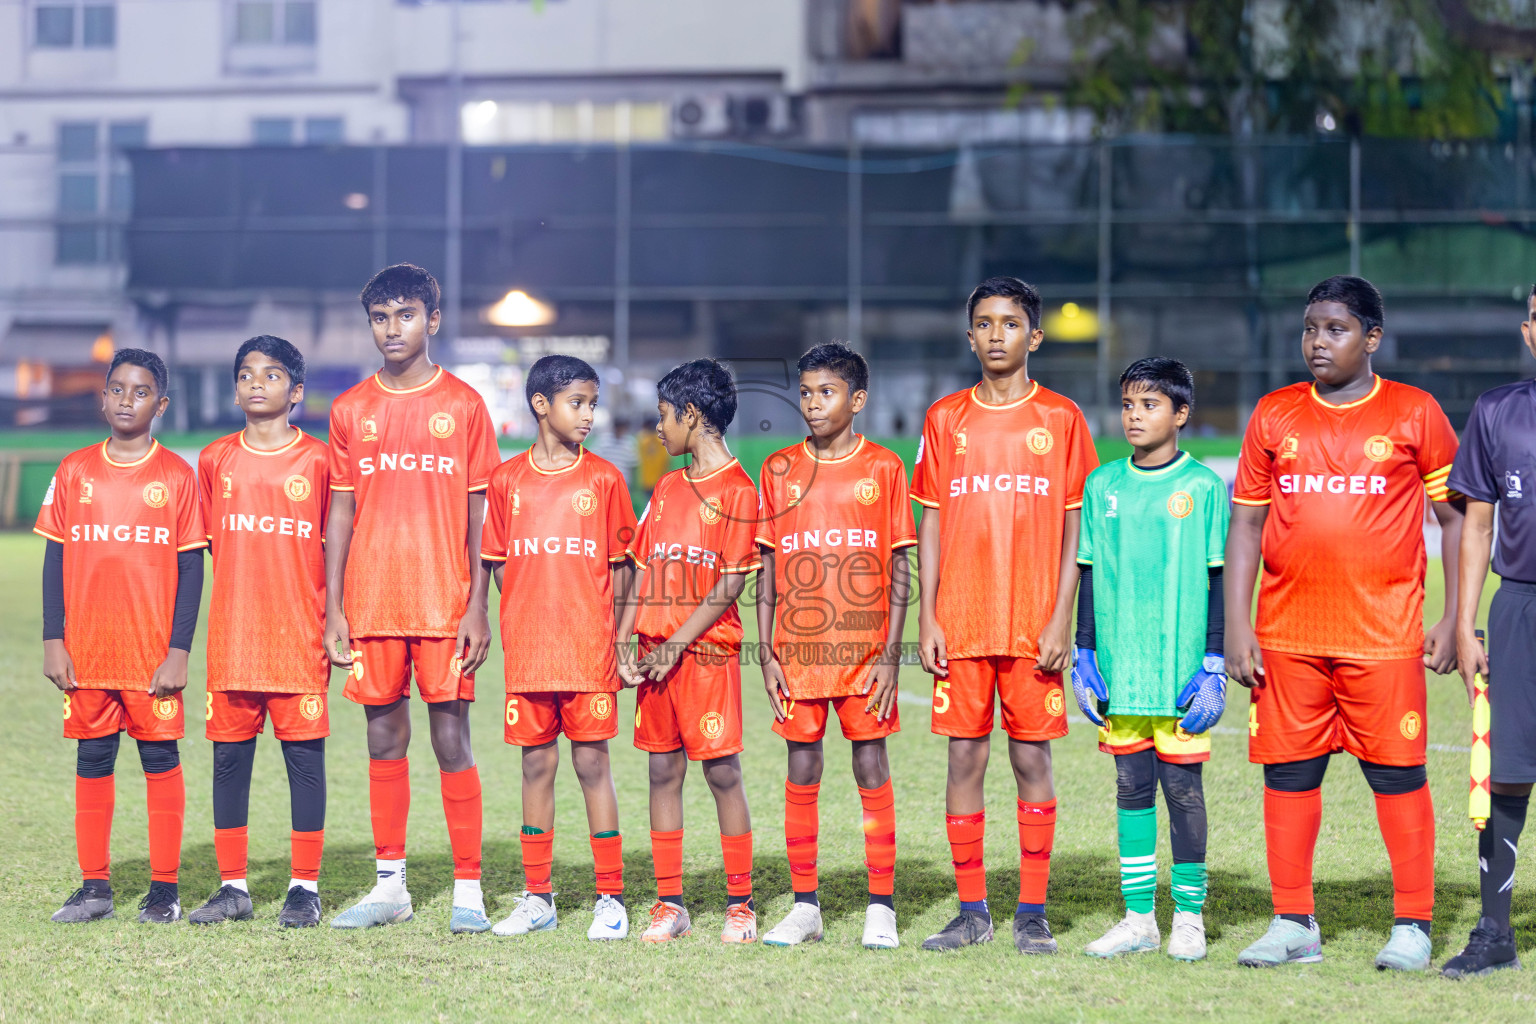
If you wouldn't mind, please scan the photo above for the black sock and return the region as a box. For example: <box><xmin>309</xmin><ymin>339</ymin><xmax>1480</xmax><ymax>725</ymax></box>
<box><xmin>84</xmin><ymin>879</ymin><xmax>112</xmax><ymax>895</ymax></box>
<box><xmin>281</xmin><ymin>738</ymin><xmax>326</xmax><ymax>833</ymax></box>
<box><xmin>727</xmin><ymin>894</ymin><xmax>753</xmax><ymax>910</ymax></box>
<box><xmin>794</xmin><ymin>890</ymin><xmax>819</xmax><ymax>907</ymax></box>
<box><xmin>1395</xmin><ymin>917</ymin><xmax>1431</xmax><ymax>938</ymax></box>
<box><xmin>660</xmin><ymin>891</ymin><xmax>683</xmax><ymax>905</ymax></box>
<box><xmin>605</xmin><ymin>893</ymin><xmax>625</xmax><ymax>908</ymax></box>
<box><xmin>868</xmin><ymin>893</ymin><xmax>894</xmax><ymax>909</ymax></box>
<box><xmin>1480</xmin><ymin>792</ymin><xmax>1529</xmax><ymax>928</ymax></box>
<box><xmin>533</xmin><ymin>892</ymin><xmax>553</xmax><ymax>906</ymax></box>
<box><xmin>1280</xmin><ymin>913</ymin><xmax>1315</xmax><ymax>930</ymax></box>
<box><xmin>151</xmin><ymin>880</ymin><xmax>178</xmax><ymax>898</ymax></box>
<box><xmin>211</xmin><ymin>739</ymin><xmax>256</xmax><ymax>830</ymax></box>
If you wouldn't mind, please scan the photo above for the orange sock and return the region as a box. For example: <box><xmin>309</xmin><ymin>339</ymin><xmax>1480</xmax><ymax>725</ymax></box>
<box><xmin>784</xmin><ymin>781</ymin><xmax>820</xmax><ymax>894</ymax></box>
<box><xmin>521</xmin><ymin>829</ymin><xmax>554</xmax><ymax>893</ymax></box>
<box><xmin>1375</xmin><ymin>785</ymin><xmax>1436</xmax><ymax>922</ymax></box>
<box><xmin>590</xmin><ymin>833</ymin><xmax>624</xmax><ymax>895</ymax></box>
<box><xmin>214</xmin><ymin>825</ymin><xmax>248</xmax><ymax>882</ymax></box>
<box><xmin>1017</xmin><ymin>798</ymin><xmax>1056</xmax><ymax>907</ymax></box>
<box><xmin>369</xmin><ymin>758</ymin><xmax>409</xmax><ymax>860</ymax></box>
<box><xmin>946</xmin><ymin>810</ymin><xmax>987</xmax><ymax>903</ymax></box>
<box><xmin>652</xmin><ymin>829</ymin><xmax>684</xmax><ymax>900</ymax></box>
<box><xmin>721</xmin><ymin>831</ymin><xmax>753</xmax><ymax>898</ymax></box>
<box><xmin>859</xmin><ymin>780</ymin><xmax>896</xmax><ymax>896</ymax></box>
<box><xmin>439</xmin><ymin>766</ymin><xmax>482</xmax><ymax>880</ymax></box>
<box><xmin>144</xmin><ymin>766</ymin><xmax>184</xmax><ymax>884</ymax></box>
<box><xmin>291</xmin><ymin>829</ymin><xmax>324</xmax><ymax>882</ymax></box>
<box><xmin>75</xmin><ymin>775</ymin><xmax>114</xmax><ymax>882</ymax></box>
<box><xmin>1264</xmin><ymin>787</ymin><xmax>1322</xmax><ymax>915</ymax></box>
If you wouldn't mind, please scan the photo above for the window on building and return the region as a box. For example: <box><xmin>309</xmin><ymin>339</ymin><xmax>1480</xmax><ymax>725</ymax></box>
<box><xmin>460</xmin><ymin>100</ymin><xmax>670</xmax><ymax>145</ymax></box>
<box><xmin>232</xmin><ymin>0</ymin><xmax>315</xmax><ymax>44</ymax></box>
<box><xmin>253</xmin><ymin>118</ymin><xmax>296</xmax><ymax>145</ymax></box>
<box><xmin>304</xmin><ymin>117</ymin><xmax>344</xmax><ymax>144</ymax></box>
<box><xmin>56</xmin><ymin>119</ymin><xmax>145</xmax><ymax>265</ymax></box>
<box><xmin>34</xmin><ymin>2</ymin><xmax>116</xmax><ymax>48</ymax></box>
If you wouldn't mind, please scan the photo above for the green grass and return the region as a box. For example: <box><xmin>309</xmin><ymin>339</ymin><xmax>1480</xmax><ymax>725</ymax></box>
<box><xmin>0</xmin><ymin>532</ymin><xmax>1529</xmax><ymax>1023</ymax></box>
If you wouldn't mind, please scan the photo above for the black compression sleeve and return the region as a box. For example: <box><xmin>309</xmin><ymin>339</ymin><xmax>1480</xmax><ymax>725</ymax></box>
<box><xmin>1206</xmin><ymin>566</ymin><xmax>1224</xmax><ymax>654</ymax></box>
<box><xmin>169</xmin><ymin>549</ymin><xmax>204</xmax><ymax>652</ymax></box>
<box><xmin>43</xmin><ymin>540</ymin><xmax>65</xmax><ymax>641</ymax></box>
<box><xmin>1074</xmin><ymin>564</ymin><xmax>1094</xmax><ymax>649</ymax></box>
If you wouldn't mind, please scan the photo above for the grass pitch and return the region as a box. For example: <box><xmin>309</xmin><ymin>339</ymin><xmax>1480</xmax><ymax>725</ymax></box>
<box><xmin>0</xmin><ymin>532</ymin><xmax>1531</xmax><ymax>1023</ymax></box>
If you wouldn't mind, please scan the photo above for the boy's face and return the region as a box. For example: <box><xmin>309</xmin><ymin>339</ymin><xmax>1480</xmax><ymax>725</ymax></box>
<box><xmin>101</xmin><ymin>364</ymin><xmax>167</xmax><ymax>436</ymax></box>
<box><xmin>1521</xmin><ymin>295</ymin><xmax>1536</xmax><ymax>361</ymax></box>
<box><xmin>968</xmin><ymin>295</ymin><xmax>1043</xmax><ymax>375</ymax></box>
<box><xmin>533</xmin><ymin>380</ymin><xmax>598</xmax><ymax>446</ymax></box>
<box><xmin>1302</xmin><ymin>300</ymin><xmax>1379</xmax><ymax>387</ymax></box>
<box><xmin>799</xmin><ymin>369</ymin><xmax>865</xmax><ymax>441</ymax></box>
<box><xmin>1121</xmin><ymin>383</ymin><xmax>1187</xmax><ymax>448</ymax></box>
<box><xmin>235</xmin><ymin>351</ymin><xmax>301</xmax><ymax>420</ymax></box>
<box><xmin>368</xmin><ymin>297</ymin><xmax>438</xmax><ymax>366</ymax></box>
<box><xmin>655</xmin><ymin>399</ymin><xmax>692</xmax><ymax>458</ymax></box>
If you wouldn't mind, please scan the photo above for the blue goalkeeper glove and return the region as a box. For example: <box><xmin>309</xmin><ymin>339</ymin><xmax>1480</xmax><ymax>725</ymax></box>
<box><xmin>1071</xmin><ymin>647</ymin><xmax>1108</xmax><ymax>726</ymax></box>
<box><xmin>1176</xmin><ymin>654</ymin><xmax>1227</xmax><ymax>734</ymax></box>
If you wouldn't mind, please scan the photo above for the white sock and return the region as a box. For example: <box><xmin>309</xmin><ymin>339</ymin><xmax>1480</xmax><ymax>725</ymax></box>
<box><xmin>225</xmin><ymin>878</ymin><xmax>248</xmax><ymax>894</ymax></box>
<box><xmin>454</xmin><ymin>878</ymin><xmax>484</xmax><ymax>911</ymax></box>
<box><xmin>375</xmin><ymin>858</ymin><xmax>407</xmax><ymax>894</ymax></box>
<box><xmin>290</xmin><ymin>878</ymin><xmax>319</xmax><ymax>894</ymax></box>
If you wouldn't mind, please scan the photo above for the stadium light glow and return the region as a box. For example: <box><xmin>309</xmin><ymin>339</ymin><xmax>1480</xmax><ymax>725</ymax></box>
<box><xmin>486</xmin><ymin>290</ymin><xmax>557</xmax><ymax>327</ymax></box>
<box><xmin>1044</xmin><ymin>302</ymin><xmax>1099</xmax><ymax>342</ymax></box>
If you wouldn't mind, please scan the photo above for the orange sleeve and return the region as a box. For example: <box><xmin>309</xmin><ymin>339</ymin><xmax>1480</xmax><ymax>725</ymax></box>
<box><xmin>33</xmin><ymin>458</ymin><xmax>68</xmax><ymax>543</ymax></box>
<box><xmin>328</xmin><ymin>404</ymin><xmax>352</xmax><ymax>491</ymax></box>
<box><xmin>1233</xmin><ymin>400</ymin><xmax>1274</xmax><ymax>507</ymax></box>
<box><xmin>1416</xmin><ymin>395</ymin><xmax>1460</xmax><ymax>503</ymax></box>
<box><xmin>887</xmin><ymin>456</ymin><xmax>918</xmax><ymax>547</ymax></box>
<box><xmin>754</xmin><ymin>457</ymin><xmax>779</xmax><ymax>549</ymax></box>
<box><xmin>175</xmin><ymin>463</ymin><xmax>208</xmax><ymax>551</ymax></box>
<box><xmin>480</xmin><ymin>469</ymin><xmax>509</xmax><ymax>561</ymax></box>
<box><xmin>909</xmin><ymin>407</ymin><xmax>943</xmax><ymax>507</ymax></box>
<box><xmin>197</xmin><ymin>447</ymin><xmax>216</xmax><ymax>540</ymax></box>
<box><xmin>1062</xmin><ymin>406</ymin><xmax>1099</xmax><ymax>511</ymax></box>
<box><xmin>315</xmin><ymin>449</ymin><xmax>331</xmax><ymax>541</ymax></box>
<box><xmin>720</xmin><ymin>477</ymin><xmax>763</xmax><ymax>574</ymax></box>
<box><xmin>466</xmin><ymin>397</ymin><xmax>500</xmax><ymax>492</ymax></box>
<box><xmin>628</xmin><ymin>491</ymin><xmax>654</xmax><ymax>569</ymax></box>
<box><xmin>606</xmin><ymin>470</ymin><xmax>638</xmax><ymax>562</ymax></box>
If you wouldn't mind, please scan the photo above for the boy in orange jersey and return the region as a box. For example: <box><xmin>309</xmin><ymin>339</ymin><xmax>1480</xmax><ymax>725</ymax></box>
<box><xmin>756</xmin><ymin>343</ymin><xmax>915</xmax><ymax>950</ymax></box>
<box><xmin>325</xmin><ymin>264</ymin><xmax>502</xmax><ymax>933</ymax></box>
<box><xmin>1228</xmin><ymin>276</ymin><xmax>1464</xmax><ymax>972</ymax></box>
<box><xmin>912</xmin><ymin>276</ymin><xmax>1098</xmax><ymax>953</ymax></box>
<box><xmin>616</xmin><ymin>358</ymin><xmax>762</xmax><ymax>944</ymax></box>
<box><xmin>37</xmin><ymin>348</ymin><xmax>206</xmax><ymax>925</ymax></box>
<box><xmin>480</xmin><ymin>355</ymin><xmax>637</xmax><ymax>941</ymax></box>
<box><xmin>190</xmin><ymin>336</ymin><xmax>330</xmax><ymax>928</ymax></box>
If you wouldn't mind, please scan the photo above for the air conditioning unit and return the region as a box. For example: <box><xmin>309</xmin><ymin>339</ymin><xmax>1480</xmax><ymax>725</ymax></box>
<box><xmin>730</xmin><ymin>94</ymin><xmax>798</xmax><ymax>136</ymax></box>
<box><xmin>671</xmin><ymin>95</ymin><xmax>733</xmax><ymax>137</ymax></box>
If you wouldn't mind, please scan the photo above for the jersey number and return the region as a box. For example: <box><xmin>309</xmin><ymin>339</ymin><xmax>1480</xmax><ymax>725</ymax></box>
<box><xmin>62</xmin><ymin>694</ymin><xmax>72</xmax><ymax>720</ymax></box>
<box><xmin>933</xmin><ymin>680</ymin><xmax>951</xmax><ymax>715</ymax></box>
<box><xmin>206</xmin><ymin>692</ymin><xmax>215</xmax><ymax>722</ymax></box>
<box><xmin>505</xmin><ymin>698</ymin><xmax>519</xmax><ymax>727</ymax></box>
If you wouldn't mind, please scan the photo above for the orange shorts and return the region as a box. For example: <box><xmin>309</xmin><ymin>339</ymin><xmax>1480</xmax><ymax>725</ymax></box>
<box><xmin>62</xmin><ymin>689</ymin><xmax>184</xmax><ymax>741</ymax></box>
<box><xmin>342</xmin><ymin>636</ymin><xmax>475</xmax><ymax>706</ymax></box>
<box><xmin>931</xmin><ymin>656</ymin><xmax>1068</xmax><ymax>742</ymax></box>
<box><xmin>774</xmin><ymin>693</ymin><xmax>900</xmax><ymax>743</ymax></box>
<box><xmin>633</xmin><ymin>640</ymin><xmax>742</xmax><ymax>761</ymax></box>
<box><xmin>1247</xmin><ymin>651</ymin><xmax>1427</xmax><ymax>766</ymax></box>
<box><xmin>206</xmin><ymin>689</ymin><xmax>329</xmax><ymax>743</ymax></box>
<box><xmin>505</xmin><ymin>690</ymin><xmax>621</xmax><ymax>746</ymax></box>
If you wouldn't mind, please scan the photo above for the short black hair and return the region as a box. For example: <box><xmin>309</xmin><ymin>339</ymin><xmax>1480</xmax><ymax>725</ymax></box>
<box><xmin>1306</xmin><ymin>275</ymin><xmax>1384</xmax><ymax>335</ymax></box>
<box><xmin>234</xmin><ymin>335</ymin><xmax>306</xmax><ymax>410</ymax></box>
<box><xmin>657</xmin><ymin>358</ymin><xmax>737</xmax><ymax>435</ymax></box>
<box><xmin>967</xmin><ymin>275</ymin><xmax>1042</xmax><ymax>331</ymax></box>
<box><xmin>360</xmin><ymin>263</ymin><xmax>441</xmax><ymax>316</ymax></box>
<box><xmin>107</xmin><ymin>348</ymin><xmax>169</xmax><ymax>396</ymax></box>
<box><xmin>1120</xmin><ymin>357</ymin><xmax>1195</xmax><ymax>414</ymax></box>
<box><xmin>798</xmin><ymin>342</ymin><xmax>869</xmax><ymax>394</ymax></box>
<box><xmin>525</xmin><ymin>354</ymin><xmax>599</xmax><ymax>413</ymax></box>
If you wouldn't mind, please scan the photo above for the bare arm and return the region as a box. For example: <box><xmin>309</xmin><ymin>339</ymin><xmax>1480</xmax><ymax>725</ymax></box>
<box><xmin>1223</xmin><ymin>502</ymin><xmax>1268</xmax><ymax>687</ymax></box>
<box><xmin>1456</xmin><ymin>500</ymin><xmax>1496</xmax><ymax>703</ymax></box>
<box><xmin>638</xmin><ymin>572</ymin><xmax>749</xmax><ymax>682</ymax></box>
<box><xmin>1424</xmin><ymin>497</ymin><xmax>1466</xmax><ymax>675</ymax></box>
<box><xmin>865</xmin><ymin>547</ymin><xmax>912</xmax><ymax>721</ymax></box>
<box><xmin>322</xmin><ymin>491</ymin><xmax>356</xmax><ymax>667</ymax></box>
<box><xmin>1035</xmin><ymin>509</ymin><xmax>1080</xmax><ymax>675</ymax></box>
<box><xmin>916</xmin><ymin>506</ymin><xmax>947</xmax><ymax>676</ymax></box>
<box><xmin>757</xmin><ymin>547</ymin><xmax>791</xmax><ymax>719</ymax></box>
<box><xmin>457</xmin><ymin>491</ymin><xmax>493</xmax><ymax>674</ymax></box>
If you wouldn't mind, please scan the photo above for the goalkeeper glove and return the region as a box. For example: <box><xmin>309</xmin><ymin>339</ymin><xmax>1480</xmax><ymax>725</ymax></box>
<box><xmin>1071</xmin><ymin>647</ymin><xmax>1108</xmax><ymax>726</ymax></box>
<box><xmin>1176</xmin><ymin>654</ymin><xmax>1227</xmax><ymax>735</ymax></box>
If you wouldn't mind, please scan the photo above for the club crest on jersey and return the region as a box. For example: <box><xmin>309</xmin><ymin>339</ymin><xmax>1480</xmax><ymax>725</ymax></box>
<box><xmin>1027</xmin><ymin>427</ymin><xmax>1054</xmax><ymax>455</ymax></box>
<box><xmin>1167</xmin><ymin>491</ymin><xmax>1194</xmax><ymax>518</ymax></box>
<box><xmin>285</xmin><ymin>475</ymin><xmax>311</xmax><ymax>502</ymax></box>
<box><xmin>299</xmin><ymin>694</ymin><xmax>324</xmax><ymax>721</ymax></box>
<box><xmin>1280</xmin><ymin>434</ymin><xmax>1301</xmax><ymax>459</ymax></box>
<box><xmin>512</xmin><ymin>488</ymin><xmax>522</xmax><ymax>516</ymax></box>
<box><xmin>351</xmin><ymin>660</ymin><xmax>365</xmax><ymax>682</ymax></box>
<box><xmin>1363</xmin><ymin>435</ymin><xmax>1394</xmax><ymax>463</ymax></box>
<box><xmin>855</xmin><ymin>477</ymin><xmax>880</xmax><ymax>505</ymax></box>
<box><xmin>1044</xmin><ymin>688</ymin><xmax>1065</xmax><ymax>717</ymax></box>
<box><xmin>699</xmin><ymin>497</ymin><xmax>724</xmax><ymax>525</ymax></box>
<box><xmin>360</xmin><ymin>416</ymin><xmax>378</xmax><ymax>442</ymax></box>
<box><xmin>429</xmin><ymin>412</ymin><xmax>456</xmax><ymax>439</ymax></box>
<box><xmin>221</xmin><ymin>472</ymin><xmax>233</xmax><ymax>498</ymax></box>
<box><xmin>589</xmin><ymin>693</ymin><xmax>613</xmax><ymax>720</ymax></box>
<box><xmin>1400</xmin><ymin>711</ymin><xmax>1422</xmax><ymax>740</ymax></box>
<box><xmin>79</xmin><ymin>480</ymin><xmax>93</xmax><ymax>504</ymax></box>
<box><xmin>143</xmin><ymin>481</ymin><xmax>169</xmax><ymax>509</ymax></box>
<box><xmin>1105</xmin><ymin>493</ymin><xmax>1118</xmax><ymax>518</ymax></box>
<box><xmin>151</xmin><ymin>696</ymin><xmax>178</xmax><ymax>721</ymax></box>
<box><xmin>1507</xmin><ymin>470</ymin><xmax>1524</xmax><ymax>500</ymax></box>
<box><xmin>787</xmin><ymin>483</ymin><xmax>802</xmax><ymax>507</ymax></box>
<box><xmin>699</xmin><ymin>711</ymin><xmax>725</xmax><ymax>739</ymax></box>
<box><xmin>953</xmin><ymin>431</ymin><xmax>967</xmax><ymax>455</ymax></box>
<box><xmin>572</xmin><ymin>488</ymin><xmax>598</xmax><ymax>517</ymax></box>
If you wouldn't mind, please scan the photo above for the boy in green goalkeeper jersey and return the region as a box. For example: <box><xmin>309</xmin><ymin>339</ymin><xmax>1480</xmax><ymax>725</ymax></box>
<box><xmin>1071</xmin><ymin>357</ymin><xmax>1230</xmax><ymax>962</ymax></box>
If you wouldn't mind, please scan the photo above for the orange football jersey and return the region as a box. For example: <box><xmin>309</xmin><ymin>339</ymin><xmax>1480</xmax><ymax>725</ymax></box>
<box><xmin>910</xmin><ymin>382</ymin><xmax>1098</xmax><ymax>660</ymax></box>
<box><xmin>1234</xmin><ymin>376</ymin><xmax>1458</xmax><ymax>660</ymax></box>
<box><xmin>199</xmin><ymin>429</ymin><xmax>330</xmax><ymax>693</ymax></box>
<box><xmin>481</xmin><ymin>446</ymin><xmax>636</xmax><ymax>693</ymax></box>
<box><xmin>756</xmin><ymin>436</ymin><xmax>917</xmax><ymax>699</ymax></box>
<box><xmin>329</xmin><ymin>367</ymin><xmax>501</xmax><ymax>638</ymax></box>
<box><xmin>628</xmin><ymin>459</ymin><xmax>761</xmax><ymax>654</ymax></box>
<box><xmin>34</xmin><ymin>440</ymin><xmax>206</xmax><ymax>689</ymax></box>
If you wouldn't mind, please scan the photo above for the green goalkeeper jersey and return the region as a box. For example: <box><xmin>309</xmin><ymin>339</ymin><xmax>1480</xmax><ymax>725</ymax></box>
<box><xmin>1077</xmin><ymin>452</ymin><xmax>1229</xmax><ymax>716</ymax></box>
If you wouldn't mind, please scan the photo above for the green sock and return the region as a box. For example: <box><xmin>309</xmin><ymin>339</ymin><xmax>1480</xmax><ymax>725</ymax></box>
<box><xmin>1117</xmin><ymin>806</ymin><xmax>1157</xmax><ymax>915</ymax></box>
<box><xmin>1171</xmin><ymin>861</ymin><xmax>1207</xmax><ymax>914</ymax></box>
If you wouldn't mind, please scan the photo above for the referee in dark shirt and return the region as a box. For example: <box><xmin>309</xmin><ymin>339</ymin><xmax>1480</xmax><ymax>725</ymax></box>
<box><xmin>1442</xmin><ymin>285</ymin><xmax>1536</xmax><ymax>978</ymax></box>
